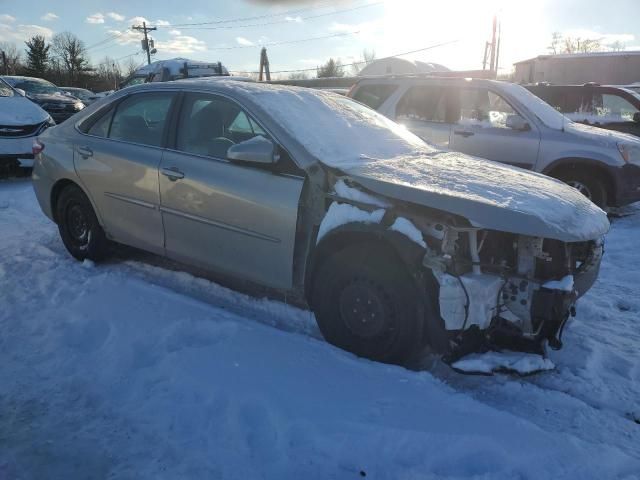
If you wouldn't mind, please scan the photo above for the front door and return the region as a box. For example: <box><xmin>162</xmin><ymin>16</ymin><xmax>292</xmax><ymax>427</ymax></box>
<box><xmin>449</xmin><ymin>87</ymin><xmax>541</xmax><ymax>170</ymax></box>
<box><xmin>159</xmin><ymin>92</ymin><xmax>304</xmax><ymax>289</ymax></box>
<box><xmin>393</xmin><ymin>85</ymin><xmax>452</xmax><ymax>147</ymax></box>
<box><xmin>74</xmin><ymin>91</ymin><xmax>176</xmax><ymax>253</ymax></box>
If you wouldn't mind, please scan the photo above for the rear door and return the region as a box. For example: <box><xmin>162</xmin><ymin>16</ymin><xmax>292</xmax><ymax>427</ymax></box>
<box><xmin>74</xmin><ymin>91</ymin><xmax>176</xmax><ymax>253</ymax></box>
<box><xmin>159</xmin><ymin>92</ymin><xmax>304</xmax><ymax>289</ymax></box>
<box><xmin>393</xmin><ymin>85</ymin><xmax>453</xmax><ymax>147</ymax></box>
<box><xmin>449</xmin><ymin>87</ymin><xmax>541</xmax><ymax>169</ymax></box>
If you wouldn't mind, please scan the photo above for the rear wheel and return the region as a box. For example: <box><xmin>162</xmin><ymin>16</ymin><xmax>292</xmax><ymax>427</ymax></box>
<box><xmin>558</xmin><ymin>172</ymin><xmax>607</xmax><ymax>208</ymax></box>
<box><xmin>56</xmin><ymin>184</ymin><xmax>109</xmax><ymax>261</ymax></box>
<box><xmin>310</xmin><ymin>244</ymin><xmax>425</xmax><ymax>364</ymax></box>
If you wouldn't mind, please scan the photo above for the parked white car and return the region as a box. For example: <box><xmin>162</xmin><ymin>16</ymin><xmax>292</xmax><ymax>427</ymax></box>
<box><xmin>0</xmin><ymin>77</ymin><xmax>54</xmax><ymax>172</ymax></box>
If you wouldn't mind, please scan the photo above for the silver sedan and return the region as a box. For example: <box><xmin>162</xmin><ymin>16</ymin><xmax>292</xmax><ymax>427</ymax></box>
<box><xmin>32</xmin><ymin>79</ymin><xmax>608</xmax><ymax>365</ymax></box>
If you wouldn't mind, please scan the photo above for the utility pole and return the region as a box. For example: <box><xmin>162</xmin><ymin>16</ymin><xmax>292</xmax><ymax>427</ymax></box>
<box><xmin>132</xmin><ymin>22</ymin><xmax>157</xmax><ymax>65</ymax></box>
<box><xmin>259</xmin><ymin>47</ymin><xmax>271</xmax><ymax>82</ymax></box>
<box><xmin>482</xmin><ymin>41</ymin><xmax>490</xmax><ymax>70</ymax></box>
<box><xmin>495</xmin><ymin>21</ymin><xmax>501</xmax><ymax>78</ymax></box>
<box><xmin>488</xmin><ymin>15</ymin><xmax>497</xmax><ymax>78</ymax></box>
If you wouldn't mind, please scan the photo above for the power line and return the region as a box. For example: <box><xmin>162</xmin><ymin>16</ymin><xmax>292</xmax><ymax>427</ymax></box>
<box><xmin>230</xmin><ymin>40</ymin><xmax>459</xmax><ymax>75</ymax></box>
<box><xmin>206</xmin><ymin>31</ymin><xmax>359</xmax><ymax>51</ymax></box>
<box><xmin>85</xmin><ymin>31</ymin><xmax>125</xmax><ymax>51</ymax></box>
<box><xmin>161</xmin><ymin>1</ymin><xmax>379</xmax><ymax>28</ymax></box>
<box><xmin>166</xmin><ymin>2</ymin><xmax>384</xmax><ymax>30</ymax></box>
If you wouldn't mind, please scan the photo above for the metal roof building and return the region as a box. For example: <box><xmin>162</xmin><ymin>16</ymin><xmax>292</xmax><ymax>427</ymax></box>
<box><xmin>514</xmin><ymin>51</ymin><xmax>640</xmax><ymax>85</ymax></box>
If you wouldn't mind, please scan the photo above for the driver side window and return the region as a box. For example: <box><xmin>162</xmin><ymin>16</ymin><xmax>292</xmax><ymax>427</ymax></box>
<box><xmin>176</xmin><ymin>93</ymin><xmax>268</xmax><ymax>159</ymax></box>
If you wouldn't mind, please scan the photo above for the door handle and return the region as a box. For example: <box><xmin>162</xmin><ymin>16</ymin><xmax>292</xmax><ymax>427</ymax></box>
<box><xmin>77</xmin><ymin>146</ymin><xmax>93</xmax><ymax>158</ymax></box>
<box><xmin>161</xmin><ymin>167</ymin><xmax>185</xmax><ymax>181</ymax></box>
<box><xmin>453</xmin><ymin>130</ymin><xmax>475</xmax><ymax>138</ymax></box>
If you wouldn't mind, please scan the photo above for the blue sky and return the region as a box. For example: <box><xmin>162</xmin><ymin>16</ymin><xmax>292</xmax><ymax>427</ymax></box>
<box><xmin>1</xmin><ymin>0</ymin><xmax>639</xmax><ymax>76</ymax></box>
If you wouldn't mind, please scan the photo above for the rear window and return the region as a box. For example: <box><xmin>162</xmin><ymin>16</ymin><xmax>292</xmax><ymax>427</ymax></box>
<box><xmin>352</xmin><ymin>84</ymin><xmax>397</xmax><ymax>110</ymax></box>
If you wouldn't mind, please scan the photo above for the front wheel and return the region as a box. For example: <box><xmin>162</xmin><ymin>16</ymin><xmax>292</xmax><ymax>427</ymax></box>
<box><xmin>310</xmin><ymin>244</ymin><xmax>425</xmax><ymax>364</ymax></box>
<box><xmin>559</xmin><ymin>172</ymin><xmax>607</xmax><ymax>208</ymax></box>
<box><xmin>56</xmin><ymin>184</ymin><xmax>109</xmax><ymax>261</ymax></box>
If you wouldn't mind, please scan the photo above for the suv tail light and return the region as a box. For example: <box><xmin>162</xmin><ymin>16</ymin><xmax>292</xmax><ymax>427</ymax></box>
<box><xmin>32</xmin><ymin>139</ymin><xmax>44</xmax><ymax>156</ymax></box>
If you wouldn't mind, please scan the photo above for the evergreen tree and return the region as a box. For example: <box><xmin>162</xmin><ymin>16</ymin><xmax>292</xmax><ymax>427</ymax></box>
<box><xmin>24</xmin><ymin>35</ymin><xmax>50</xmax><ymax>77</ymax></box>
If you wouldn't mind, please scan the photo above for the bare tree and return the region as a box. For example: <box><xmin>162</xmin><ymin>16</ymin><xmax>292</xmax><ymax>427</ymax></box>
<box><xmin>0</xmin><ymin>42</ymin><xmax>22</xmax><ymax>75</ymax></box>
<box><xmin>609</xmin><ymin>40</ymin><xmax>626</xmax><ymax>52</ymax></box>
<box><xmin>351</xmin><ymin>49</ymin><xmax>376</xmax><ymax>75</ymax></box>
<box><xmin>51</xmin><ymin>32</ymin><xmax>90</xmax><ymax>85</ymax></box>
<box><xmin>317</xmin><ymin>58</ymin><xmax>344</xmax><ymax>78</ymax></box>
<box><xmin>123</xmin><ymin>57</ymin><xmax>140</xmax><ymax>78</ymax></box>
<box><xmin>563</xmin><ymin>36</ymin><xmax>601</xmax><ymax>54</ymax></box>
<box><xmin>548</xmin><ymin>32</ymin><xmax>562</xmax><ymax>54</ymax></box>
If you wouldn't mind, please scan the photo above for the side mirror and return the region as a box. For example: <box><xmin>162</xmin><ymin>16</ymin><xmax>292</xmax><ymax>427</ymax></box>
<box><xmin>633</xmin><ymin>112</ymin><xmax>640</xmax><ymax>123</ymax></box>
<box><xmin>15</xmin><ymin>88</ymin><xmax>26</xmax><ymax>97</ymax></box>
<box><xmin>506</xmin><ymin>114</ymin><xmax>530</xmax><ymax>131</ymax></box>
<box><xmin>227</xmin><ymin>136</ymin><xmax>276</xmax><ymax>164</ymax></box>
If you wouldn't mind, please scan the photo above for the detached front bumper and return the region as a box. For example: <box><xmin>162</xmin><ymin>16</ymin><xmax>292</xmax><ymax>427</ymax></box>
<box><xmin>431</xmin><ymin>237</ymin><xmax>604</xmax><ymax>360</ymax></box>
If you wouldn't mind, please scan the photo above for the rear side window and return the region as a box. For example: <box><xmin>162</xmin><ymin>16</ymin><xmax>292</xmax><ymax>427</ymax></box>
<box><xmin>592</xmin><ymin>93</ymin><xmax>639</xmax><ymax>121</ymax></box>
<box><xmin>396</xmin><ymin>86</ymin><xmax>448</xmax><ymax>123</ymax></box>
<box><xmin>87</xmin><ymin>109</ymin><xmax>113</xmax><ymax>137</ymax></box>
<box><xmin>352</xmin><ymin>84</ymin><xmax>397</xmax><ymax>110</ymax></box>
<box><xmin>109</xmin><ymin>93</ymin><xmax>174</xmax><ymax>147</ymax></box>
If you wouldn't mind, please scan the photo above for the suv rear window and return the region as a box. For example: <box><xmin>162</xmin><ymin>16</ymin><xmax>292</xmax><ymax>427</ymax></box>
<box><xmin>352</xmin><ymin>84</ymin><xmax>397</xmax><ymax>110</ymax></box>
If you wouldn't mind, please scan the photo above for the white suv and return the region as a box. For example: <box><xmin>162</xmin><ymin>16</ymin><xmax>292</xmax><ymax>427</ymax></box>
<box><xmin>349</xmin><ymin>77</ymin><xmax>640</xmax><ymax>208</ymax></box>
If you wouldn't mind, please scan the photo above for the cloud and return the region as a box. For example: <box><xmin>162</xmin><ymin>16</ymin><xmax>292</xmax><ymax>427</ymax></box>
<box><xmin>41</xmin><ymin>12</ymin><xmax>58</xmax><ymax>21</ymax></box>
<box><xmin>285</xmin><ymin>16</ymin><xmax>302</xmax><ymax>23</ymax></box>
<box><xmin>156</xmin><ymin>35</ymin><xmax>206</xmax><ymax>54</ymax></box>
<box><xmin>107</xmin><ymin>12</ymin><xmax>126</xmax><ymax>22</ymax></box>
<box><xmin>169</xmin><ymin>29</ymin><xmax>182</xmax><ymax>36</ymax></box>
<box><xmin>155</xmin><ymin>20</ymin><xmax>171</xmax><ymax>26</ymax></box>
<box><xmin>236</xmin><ymin>36</ymin><xmax>254</xmax><ymax>46</ymax></box>
<box><xmin>0</xmin><ymin>22</ymin><xmax>54</xmax><ymax>42</ymax></box>
<box><xmin>0</xmin><ymin>14</ymin><xmax>16</xmax><ymax>22</ymax></box>
<box><xmin>86</xmin><ymin>13</ymin><xmax>105</xmax><ymax>24</ymax></box>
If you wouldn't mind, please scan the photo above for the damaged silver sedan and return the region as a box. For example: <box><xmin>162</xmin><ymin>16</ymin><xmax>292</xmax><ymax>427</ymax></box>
<box><xmin>32</xmin><ymin>80</ymin><xmax>609</xmax><ymax>365</ymax></box>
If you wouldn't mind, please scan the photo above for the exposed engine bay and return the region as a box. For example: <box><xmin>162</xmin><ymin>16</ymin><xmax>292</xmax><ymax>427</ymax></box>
<box><xmin>320</xmin><ymin>177</ymin><xmax>605</xmax><ymax>366</ymax></box>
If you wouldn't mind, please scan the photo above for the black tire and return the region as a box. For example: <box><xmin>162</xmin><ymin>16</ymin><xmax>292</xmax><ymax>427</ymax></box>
<box><xmin>310</xmin><ymin>244</ymin><xmax>425</xmax><ymax>364</ymax></box>
<box><xmin>558</xmin><ymin>171</ymin><xmax>607</xmax><ymax>208</ymax></box>
<box><xmin>55</xmin><ymin>184</ymin><xmax>109</xmax><ymax>261</ymax></box>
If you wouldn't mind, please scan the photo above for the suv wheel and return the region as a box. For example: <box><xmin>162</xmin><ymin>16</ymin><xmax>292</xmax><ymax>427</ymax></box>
<box><xmin>310</xmin><ymin>244</ymin><xmax>425</xmax><ymax>364</ymax></box>
<box><xmin>560</xmin><ymin>172</ymin><xmax>607</xmax><ymax>208</ymax></box>
<box><xmin>56</xmin><ymin>184</ymin><xmax>109</xmax><ymax>261</ymax></box>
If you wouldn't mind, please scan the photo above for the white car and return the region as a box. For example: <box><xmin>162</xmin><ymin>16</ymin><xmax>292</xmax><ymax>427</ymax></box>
<box><xmin>0</xmin><ymin>78</ymin><xmax>54</xmax><ymax>172</ymax></box>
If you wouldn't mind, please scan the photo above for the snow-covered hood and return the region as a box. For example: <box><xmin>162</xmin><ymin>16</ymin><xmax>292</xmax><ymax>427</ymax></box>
<box><xmin>343</xmin><ymin>151</ymin><xmax>610</xmax><ymax>242</ymax></box>
<box><xmin>0</xmin><ymin>95</ymin><xmax>49</xmax><ymax>125</ymax></box>
<box><xmin>564</xmin><ymin>121</ymin><xmax>640</xmax><ymax>147</ymax></box>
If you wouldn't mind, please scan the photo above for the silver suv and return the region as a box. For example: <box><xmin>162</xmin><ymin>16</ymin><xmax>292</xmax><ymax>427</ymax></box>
<box><xmin>349</xmin><ymin>77</ymin><xmax>640</xmax><ymax>208</ymax></box>
<box><xmin>32</xmin><ymin>80</ymin><xmax>608</xmax><ymax>365</ymax></box>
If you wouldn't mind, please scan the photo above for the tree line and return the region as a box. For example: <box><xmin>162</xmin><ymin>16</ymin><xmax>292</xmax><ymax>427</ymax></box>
<box><xmin>0</xmin><ymin>33</ymin><xmax>140</xmax><ymax>92</ymax></box>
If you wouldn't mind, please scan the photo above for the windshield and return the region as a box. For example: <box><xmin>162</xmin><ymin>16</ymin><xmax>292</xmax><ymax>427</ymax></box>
<box><xmin>501</xmin><ymin>82</ymin><xmax>571</xmax><ymax>130</ymax></box>
<box><xmin>0</xmin><ymin>79</ymin><xmax>15</xmax><ymax>97</ymax></box>
<box><xmin>249</xmin><ymin>85</ymin><xmax>430</xmax><ymax>168</ymax></box>
<box><xmin>14</xmin><ymin>79</ymin><xmax>60</xmax><ymax>95</ymax></box>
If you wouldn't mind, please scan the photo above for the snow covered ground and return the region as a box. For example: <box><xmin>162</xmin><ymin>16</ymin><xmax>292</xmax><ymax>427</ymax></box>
<box><xmin>1</xmin><ymin>178</ymin><xmax>639</xmax><ymax>479</ymax></box>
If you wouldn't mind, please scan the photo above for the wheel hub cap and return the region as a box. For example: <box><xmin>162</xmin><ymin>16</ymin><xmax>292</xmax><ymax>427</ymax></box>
<box><xmin>339</xmin><ymin>282</ymin><xmax>386</xmax><ymax>338</ymax></box>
